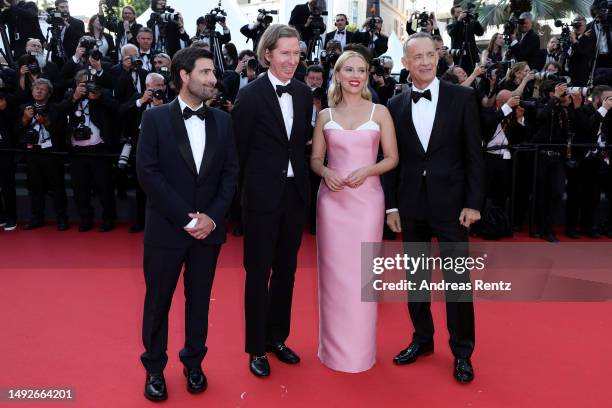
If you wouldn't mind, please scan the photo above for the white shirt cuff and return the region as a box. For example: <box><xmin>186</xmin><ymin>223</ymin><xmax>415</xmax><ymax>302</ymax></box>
<box><xmin>598</xmin><ymin>107</ymin><xmax>608</xmax><ymax>118</ymax></box>
<box><xmin>184</xmin><ymin>217</ymin><xmax>217</xmax><ymax>230</ymax></box>
<box><xmin>95</xmin><ymin>70</ymin><xmax>103</xmax><ymax>77</ymax></box>
<box><xmin>518</xmin><ymin>116</ymin><xmax>526</xmax><ymax>126</ymax></box>
<box><xmin>501</xmin><ymin>104</ymin><xmax>513</xmax><ymax>116</ymax></box>
<box><xmin>385</xmin><ymin>208</ymin><xmax>399</xmax><ymax>214</ymax></box>
<box><xmin>136</xmin><ymin>98</ymin><xmax>143</xmax><ymax>108</ymax></box>
<box><xmin>72</xmin><ymin>55</ymin><xmax>80</xmax><ymax>63</ymax></box>
<box><xmin>511</xmin><ymin>40</ymin><xmax>518</xmax><ymax>46</ymax></box>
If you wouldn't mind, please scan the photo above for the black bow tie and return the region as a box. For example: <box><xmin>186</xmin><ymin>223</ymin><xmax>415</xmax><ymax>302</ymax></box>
<box><xmin>337</xmin><ymin>30</ymin><xmax>345</xmax><ymax>35</ymax></box>
<box><xmin>182</xmin><ymin>106</ymin><xmax>207</xmax><ymax>121</ymax></box>
<box><xmin>276</xmin><ymin>84</ymin><xmax>293</xmax><ymax>98</ymax></box>
<box><xmin>411</xmin><ymin>89</ymin><xmax>432</xmax><ymax>103</ymax></box>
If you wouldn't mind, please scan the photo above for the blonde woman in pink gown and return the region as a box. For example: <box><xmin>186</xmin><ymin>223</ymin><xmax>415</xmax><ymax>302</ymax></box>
<box><xmin>310</xmin><ymin>51</ymin><xmax>399</xmax><ymax>373</ymax></box>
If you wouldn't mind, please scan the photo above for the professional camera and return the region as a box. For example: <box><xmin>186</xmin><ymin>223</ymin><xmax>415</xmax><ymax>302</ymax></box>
<box><xmin>46</xmin><ymin>7</ymin><xmax>69</xmax><ymax>26</ymax></box>
<box><xmin>416</xmin><ymin>10</ymin><xmax>430</xmax><ymax>31</ymax></box>
<box><xmin>78</xmin><ymin>71</ymin><xmax>100</xmax><ymax>98</ymax></box>
<box><xmin>130</xmin><ymin>56</ymin><xmax>143</xmax><ymax>70</ymax></box>
<box><xmin>23</xmin><ymin>127</ymin><xmax>40</xmax><ymax>145</ymax></box>
<box><xmin>319</xmin><ymin>50</ymin><xmax>340</xmax><ymax>68</ymax></box>
<box><xmin>150</xmin><ymin>6</ymin><xmax>180</xmax><ymax>25</ymax></box>
<box><xmin>519</xmin><ymin>99</ymin><xmax>538</xmax><ymax>109</ymax></box>
<box><xmin>449</xmin><ymin>49</ymin><xmax>464</xmax><ymax>58</ymax></box>
<box><xmin>462</xmin><ymin>2</ymin><xmax>479</xmax><ymax>24</ymax></box>
<box><xmin>257</xmin><ymin>9</ymin><xmax>278</xmax><ymax>26</ymax></box>
<box><xmin>117</xmin><ymin>139</ymin><xmax>132</xmax><ymax>169</ymax></box>
<box><xmin>27</xmin><ymin>62</ymin><xmax>41</xmax><ymax>75</ymax></box>
<box><xmin>152</xmin><ymin>88</ymin><xmax>164</xmax><ymax>100</ymax></box>
<box><xmin>503</xmin><ymin>0</ymin><xmax>533</xmax><ymax>44</ymax></box>
<box><xmin>157</xmin><ymin>66</ymin><xmax>170</xmax><ymax>81</ymax></box>
<box><xmin>72</xmin><ymin>112</ymin><xmax>92</xmax><ymax>141</ymax></box>
<box><xmin>246</xmin><ymin>58</ymin><xmax>258</xmax><ymax>72</ymax></box>
<box><xmin>79</xmin><ymin>36</ymin><xmax>103</xmax><ymax>60</ymax></box>
<box><xmin>371</xmin><ymin>58</ymin><xmax>385</xmax><ymax>77</ymax></box>
<box><xmin>535</xmin><ymin>72</ymin><xmax>571</xmax><ymax>83</ymax></box>
<box><xmin>554</xmin><ymin>20</ymin><xmax>571</xmax><ymax>53</ymax></box>
<box><xmin>204</xmin><ymin>2</ymin><xmax>227</xmax><ymax>30</ymax></box>
<box><xmin>32</xmin><ymin>104</ymin><xmax>48</xmax><ymax>116</ymax></box>
<box><xmin>568</xmin><ymin>86</ymin><xmax>589</xmax><ymax>96</ymax></box>
<box><xmin>308</xmin><ymin>9</ymin><xmax>328</xmax><ymax>33</ymax></box>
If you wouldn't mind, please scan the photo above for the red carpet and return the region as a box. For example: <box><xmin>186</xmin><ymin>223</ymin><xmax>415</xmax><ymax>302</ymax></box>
<box><xmin>0</xmin><ymin>226</ymin><xmax>611</xmax><ymax>407</ymax></box>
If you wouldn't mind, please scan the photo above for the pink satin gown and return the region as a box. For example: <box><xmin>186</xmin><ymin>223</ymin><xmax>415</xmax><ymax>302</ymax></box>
<box><xmin>317</xmin><ymin>104</ymin><xmax>383</xmax><ymax>373</ymax></box>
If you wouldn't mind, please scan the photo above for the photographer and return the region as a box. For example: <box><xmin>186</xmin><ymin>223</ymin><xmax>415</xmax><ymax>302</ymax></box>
<box><xmin>117</xmin><ymin>72</ymin><xmax>167</xmax><ymax>233</ymax></box>
<box><xmin>508</xmin><ymin>13</ymin><xmax>541</xmax><ymax>71</ymax></box>
<box><xmin>223</xmin><ymin>49</ymin><xmax>256</xmax><ymax>103</ymax></box>
<box><xmin>241</xmin><ymin>9</ymin><xmax>277</xmax><ymax>52</ymax></box>
<box><xmin>195</xmin><ymin>15</ymin><xmax>230</xmax><ymax>44</ymax></box>
<box><xmin>16</xmin><ymin>78</ymin><xmax>68</xmax><ymax>231</ymax></box>
<box><xmin>102</xmin><ymin>4</ymin><xmax>142</xmax><ymax>50</ymax></box>
<box><xmin>565</xmin><ymin>85</ymin><xmax>612</xmax><ymax>238</ymax></box>
<box><xmin>87</xmin><ymin>14</ymin><xmax>116</xmax><ymax>63</ymax></box>
<box><xmin>0</xmin><ymin>0</ymin><xmax>45</xmax><ymax>59</ymax></box>
<box><xmin>146</xmin><ymin>0</ymin><xmax>190</xmax><ymax>58</ymax></box>
<box><xmin>568</xmin><ymin>15</ymin><xmax>596</xmax><ymax>87</ymax></box>
<box><xmin>289</xmin><ymin>0</ymin><xmax>325</xmax><ymax>44</ymax></box>
<box><xmin>446</xmin><ymin>3</ymin><xmax>484</xmax><ymax>75</ymax></box>
<box><xmin>15</xmin><ymin>53</ymin><xmax>59</xmax><ymax>104</ymax></box>
<box><xmin>59</xmin><ymin>35</ymin><xmax>114</xmax><ymax>93</ymax></box>
<box><xmin>57</xmin><ymin>69</ymin><xmax>117</xmax><ymax>232</ymax></box>
<box><xmin>406</xmin><ymin>10</ymin><xmax>440</xmax><ymax>36</ymax></box>
<box><xmin>49</xmin><ymin>0</ymin><xmax>86</xmax><ymax>67</ymax></box>
<box><xmin>136</xmin><ymin>28</ymin><xmax>155</xmax><ymax>71</ymax></box>
<box><xmin>541</xmin><ymin>37</ymin><xmax>562</xmax><ymax>68</ymax></box>
<box><xmin>481</xmin><ymin>33</ymin><xmax>505</xmax><ymax>65</ymax></box>
<box><xmin>0</xmin><ymin>85</ymin><xmax>18</xmax><ymax>231</ymax></box>
<box><xmin>481</xmin><ymin>90</ymin><xmax>530</xmax><ymax>212</ymax></box>
<box><xmin>371</xmin><ymin>56</ymin><xmax>396</xmax><ymax>106</ymax></box>
<box><xmin>531</xmin><ymin>80</ymin><xmax>581</xmax><ymax>242</ymax></box>
<box><xmin>324</xmin><ymin>14</ymin><xmax>355</xmax><ymax>51</ymax></box>
<box><xmin>588</xmin><ymin>0</ymin><xmax>612</xmax><ymax>70</ymax></box>
<box><xmin>499</xmin><ymin>61</ymin><xmax>535</xmax><ymax>99</ymax></box>
<box><xmin>356</xmin><ymin>16</ymin><xmax>388</xmax><ymax>58</ymax></box>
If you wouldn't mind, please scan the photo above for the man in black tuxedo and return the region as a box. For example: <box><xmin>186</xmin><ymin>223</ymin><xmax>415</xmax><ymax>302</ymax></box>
<box><xmin>355</xmin><ymin>16</ymin><xmax>388</xmax><ymax>58</ymax></box>
<box><xmin>323</xmin><ymin>14</ymin><xmax>354</xmax><ymax>51</ymax></box>
<box><xmin>384</xmin><ymin>32</ymin><xmax>483</xmax><ymax>383</ymax></box>
<box><xmin>103</xmin><ymin>4</ymin><xmax>142</xmax><ymax>50</ymax></box>
<box><xmin>232</xmin><ymin>24</ymin><xmax>313</xmax><ymax>378</ymax></box>
<box><xmin>136</xmin><ymin>48</ymin><xmax>238</xmax><ymax>401</ymax></box>
<box><xmin>0</xmin><ymin>0</ymin><xmax>45</xmax><ymax>60</ymax></box>
<box><xmin>51</xmin><ymin>0</ymin><xmax>86</xmax><ymax>67</ymax></box>
<box><xmin>509</xmin><ymin>13</ymin><xmax>542</xmax><ymax>71</ymax></box>
<box><xmin>568</xmin><ymin>16</ymin><xmax>596</xmax><ymax>86</ymax></box>
<box><xmin>113</xmin><ymin>44</ymin><xmax>149</xmax><ymax>103</ymax></box>
<box><xmin>146</xmin><ymin>0</ymin><xmax>190</xmax><ymax>58</ymax></box>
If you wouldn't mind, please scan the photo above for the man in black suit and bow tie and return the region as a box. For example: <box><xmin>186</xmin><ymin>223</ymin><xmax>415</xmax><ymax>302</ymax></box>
<box><xmin>384</xmin><ymin>32</ymin><xmax>483</xmax><ymax>383</ymax></box>
<box><xmin>323</xmin><ymin>14</ymin><xmax>354</xmax><ymax>51</ymax></box>
<box><xmin>136</xmin><ymin>47</ymin><xmax>239</xmax><ymax>401</ymax></box>
<box><xmin>232</xmin><ymin>24</ymin><xmax>313</xmax><ymax>378</ymax></box>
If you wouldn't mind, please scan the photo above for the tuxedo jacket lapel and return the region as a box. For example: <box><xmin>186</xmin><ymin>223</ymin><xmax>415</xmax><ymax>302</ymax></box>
<box><xmin>198</xmin><ymin>108</ymin><xmax>217</xmax><ymax>182</ymax></box>
<box><xmin>262</xmin><ymin>76</ymin><xmax>289</xmax><ymax>144</ymax></box>
<box><xmin>169</xmin><ymin>98</ymin><xmax>197</xmax><ymax>176</ymax></box>
<box><xmin>401</xmin><ymin>89</ymin><xmax>425</xmax><ymax>156</ymax></box>
<box><xmin>288</xmin><ymin>80</ymin><xmax>302</xmax><ymax>142</ymax></box>
<box><xmin>426</xmin><ymin>81</ymin><xmax>452</xmax><ymax>154</ymax></box>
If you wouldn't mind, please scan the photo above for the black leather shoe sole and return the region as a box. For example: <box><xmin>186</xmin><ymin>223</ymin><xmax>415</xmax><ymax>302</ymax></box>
<box><xmin>144</xmin><ymin>390</ymin><xmax>168</xmax><ymax>402</ymax></box>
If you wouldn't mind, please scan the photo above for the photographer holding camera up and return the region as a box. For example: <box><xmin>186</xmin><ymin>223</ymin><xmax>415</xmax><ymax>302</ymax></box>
<box><xmin>57</xmin><ymin>69</ymin><xmax>117</xmax><ymax>232</ymax></box>
<box><xmin>146</xmin><ymin>0</ymin><xmax>189</xmax><ymax>58</ymax></box>
<box><xmin>406</xmin><ymin>10</ymin><xmax>440</xmax><ymax>36</ymax></box>
<box><xmin>223</xmin><ymin>49</ymin><xmax>257</xmax><ymax>103</ymax></box>
<box><xmin>356</xmin><ymin>15</ymin><xmax>388</xmax><ymax>58</ymax></box>
<box><xmin>241</xmin><ymin>9</ymin><xmax>277</xmax><ymax>52</ymax></box>
<box><xmin>567</xmin><ymin>15</ymin><xmax>596</xmax><ymax>86</ymax></box>
<box><xmin>16</xmin><ymin>78</ymin><xmax>68</xmax><ymax>231</ymax></box>
<box><xmin>48</xmin><ymin>0</ymin><xmax>86</xmax><ymax>67</ymax></box>
<box><xmin>446</xmin><ymin>3</ymin><xmax>484</xmax><ymax>75</ymax></box>
<box><xmin>0</xmin><ymin>0</ymin><xmax>45</xmax><ymax>59</ymax></box>
<box><xmin>508</xmin><ymin>12</ymin><xmax>541</xmax><ymax>71</ymax></box>
<box><xmin>58</xmin><ymin>35</ymin><xmax>114</xmax><ymax>94</ymax></box>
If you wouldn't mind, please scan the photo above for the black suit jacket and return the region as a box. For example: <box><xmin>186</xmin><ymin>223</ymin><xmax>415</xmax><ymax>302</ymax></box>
<box><xmin>62</xmin><ymin>17</ymin><xmax>86</xmax><ymax>60</ymax></box>
<box><xmin>146</xmin><ymin>18</ymin><xmax>190</xmax><ymax>58</ymax></box>
<box><xmin>384</xmin><ymin>80</ymin><xmax>484</xmax><ymax>220</ymax></box>
<box><xmin>232</xmin><ymin>75</ymin><xmax>313</xmax><ymax>212</ymax></box>
<box><xmin>323</xmin><ymin>30</ymin><xmax>355</xmax><ymax>49</ymax></box>
<box><xmin>480</xmin><ymin>107</ymin><xmax>529</xmax><ymax>148</ymax></box>
<box><xmin>104</xmin><ymin>18</ymin><xmax>142</xmax><ymax>49</ymax></box>
<box><xmin>289</xmin><ymin>3</ymin><xmax>311</xmax><ymax>39</ymax></box>
<box><xmin>0</xmin><ymin>1</ymin><xmax>45</xmax><ymax>59</ymax></box>
<box><xmin>568</xmin><ymin>33</ymin><xmax>596</xmax><ymax>86</ymax></box>
<box><xmin>136</xmin><ymin>100</ymin><xmax>239</xmax><ymax>247</ymax></box>
<box><xmin>510</xmin><ymin>30</ymin><xmax>541</xmax><ymax>70</ymax></box>
<box><xmin>114</xmin><ymin>67</ymin><xmax>148</xmax><ymax>103</ymax></box>
<box><xmin>354</xmin><ymin>31</ymin><xmax>388</xmax><ymax>57</ymax></box>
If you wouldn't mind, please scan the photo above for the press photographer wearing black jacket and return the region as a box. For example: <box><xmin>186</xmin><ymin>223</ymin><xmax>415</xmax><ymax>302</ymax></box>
<box><xmin>0</xmin><ymin>0</ymin><xmax>45</xmax><ymax>59</ymax></box>
<box><xmin>16</xmin><ymin>78</ymin><xmax>68</xmax><ymax>231</ymax></box>
<box><xmin>57</xmin><ymin>69</ymin><xmax>118</xmax><ymax>232</ymax></box>
<box><xmin>0</xmin><ymin>88</ymin><xmax>18</xmax><ymax>231</ymax></box>
<box><xmin>446</xmin><ymin>4</ymin><xmax>484</xmax><ymax>75</ymax></box>
<box><xmin>146</xmin><ymin>0</ymin><xmax>190</xmax><ymax>57</ymax></box>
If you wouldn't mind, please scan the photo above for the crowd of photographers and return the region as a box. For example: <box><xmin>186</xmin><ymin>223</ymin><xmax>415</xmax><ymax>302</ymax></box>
<box><xmin>0</xmin><ymin>0</ymin><xmax>611</xmax><ymax>242</ymax></box>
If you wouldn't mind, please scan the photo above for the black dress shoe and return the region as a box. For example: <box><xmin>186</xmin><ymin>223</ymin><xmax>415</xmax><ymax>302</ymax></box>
<box><xmin>266</xmin><ymin>342</ymin><xmax>300</xmax><ymax>364</ymax></box>
<box><xmin>542</xmin><ymin>232</ymin><xmax>560</xmax><ymax>243</ymax></box>
<box><xmin>78</xmin><ymin>220</ymin><xmax>93</xmax><ymax>232</ymax></box>
<box><xmin>454</xmin><ymin>358</ymin><xmax>474</xmax><ymax>383</ymax></box>
<box><xmin>393</xmin><ymin>341</ymin><xmax>434</xmax><ymax>365</ymax></box>
<box><xmin>99</xmin><ymin>220</ymin><xmax>115</xmax><ymax>232</ymax></box>
<box><xmin>565</xmin><ymin>229</ymin><xmax>580</xmax><ymax>239</ymax></box>
<box><xmin>183</xmin><ymin>367</ymin><xmax>207</xmax><ymax>394</ymax></box>
<box><xmin>128</xmin><ymin>223</ymin><xmax>144</xmax><ymax>233</ymax></box>
<box><xmin>144</xmin><ymin>372</ymin><xmax>167</xmax><ymax>402</ymax></box>
<box><xmin>23</xmin><ymin>220</ymin><xmax>44</xmax><ymax>230</ymax></box>
<box><xmin>57</xmin><ymin>219</ymin><xmax>69</xmax><ymax>231</ymax></box>
<box><xmin>249</xmin><ymin>354</ymin><xmax>270</xmax><ymax>377</ymax></box>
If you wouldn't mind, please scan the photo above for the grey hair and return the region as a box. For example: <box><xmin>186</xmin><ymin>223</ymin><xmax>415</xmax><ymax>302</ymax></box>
<box><xmin>121</xmin><ymin>43</ymin><xmax>138</xmax><ymax>55</ymax></box>
<box><xmin>519</xmin><ymin>12</ymin><xmax>533</xmax><ymax>20</ymax></box>
<box><xmin>403</xmin><ymin>32</ymin><xmax>435</xmax><ymax>56</ymax></box>
<box><xmin>32</xmin><ymin>78</ymin><xmax>53</xmax><ymax>95</ymax></box>
<box><xmin>145</xmin><ymin>72</ymin><xmax>164</xmax><ymax>86</ymax></box>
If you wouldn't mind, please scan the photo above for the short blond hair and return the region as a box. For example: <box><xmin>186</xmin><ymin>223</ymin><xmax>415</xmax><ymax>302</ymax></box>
<box><xmin>256</xmin><ymin>24</ymin><xmax>300</xmax><ymax>68</ymax></box>
<box><xmin>327</xmin><ymin>51</ymin><xmax>372</xmax><ymax>108</ymax></box>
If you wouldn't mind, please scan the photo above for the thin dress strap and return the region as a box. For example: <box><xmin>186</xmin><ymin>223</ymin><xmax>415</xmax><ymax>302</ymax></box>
<box><xmin>369</xmin><ymin>103</ymin><xmax>376</xmax><ymax>121</ymax></box>
<box><xmin>328</xmin><ymin>108</ymin><xmax>333</xmax><ymax>121</ymax></box>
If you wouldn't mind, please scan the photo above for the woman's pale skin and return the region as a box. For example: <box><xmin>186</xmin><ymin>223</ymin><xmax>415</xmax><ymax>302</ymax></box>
<box><xmin>310</xmin><ymin>56</ymin><xmax>398</xmax><ymax>192</ymax></box>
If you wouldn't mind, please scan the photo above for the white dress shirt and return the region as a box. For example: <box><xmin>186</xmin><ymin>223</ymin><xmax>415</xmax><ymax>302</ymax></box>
<box><xmin>178</xmin><ymin>96</ymin><xmax>216</xmax><ymax>230</ymax></box>
<box><xmin>386</xmin><ymin>77</ymin><xmax>440</xmax><ymax>215</ymax></box>
<box><xmin>487</xmin><ymin>104</ymin><xmax>524</xmax><ymax>160</ymax></box>
<box><xmin>333</xmin><ymin>30</ymin><xmax>347</xmax><ymax>49</ymax></box>
<box><xmin>72</xmin><ymin>100</ymin><xmax>103</xmax><ymax>147</ymax></box>
<box><xmin>267</xmin><ymin>70</ymin><xmax>295</xmax><ymax>177</ymax></box>
<box><xmin>139</xmin><ymin>49</ymin><xmax>152</xmax><ymax>71</ymax></box>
